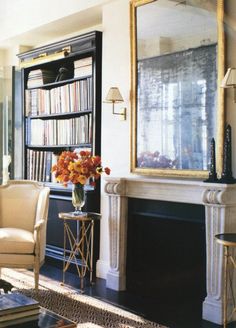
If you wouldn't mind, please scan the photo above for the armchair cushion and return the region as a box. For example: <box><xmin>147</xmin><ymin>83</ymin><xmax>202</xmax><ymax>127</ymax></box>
<box><xmin>0</xmin><ymin>254</ymin><xmax>34</xmax><ymax>266</ymax></box>
<box><xmin>0</xmin><ymin>228</ymin><xmax>34</xmax><ymax>254</ymax></box>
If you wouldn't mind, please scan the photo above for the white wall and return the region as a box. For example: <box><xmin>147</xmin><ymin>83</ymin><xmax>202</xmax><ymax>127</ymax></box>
<box><xmin>97</xmin><ymin>0</ymin><xmax>131</xmax><ymax>278</ymax></box>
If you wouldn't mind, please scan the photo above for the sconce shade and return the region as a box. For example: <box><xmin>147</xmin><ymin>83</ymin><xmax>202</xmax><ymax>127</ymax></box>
<box><xmin>221</xmin><ymin>68</ymin><xmax>236</xmax><ymax>88</ymax></box>
<box><xmin>221</xmin><ymin>68</ymin><xmax>236</xmax><ymax>103</ymax></box>
<box><xmin>105</xmin><ymin>87</ymin><xmax>124</xmax><ymax>103</ymax></box>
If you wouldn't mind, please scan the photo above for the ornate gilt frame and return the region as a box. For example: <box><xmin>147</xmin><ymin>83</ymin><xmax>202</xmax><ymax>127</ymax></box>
<box><xmin>130</xmin><ymin>0</ymin><xmax>225</xmax><ymax>178</ymax></box>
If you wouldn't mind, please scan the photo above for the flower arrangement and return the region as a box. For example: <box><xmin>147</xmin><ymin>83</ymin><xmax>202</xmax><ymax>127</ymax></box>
<box><xmin>52</xmin><ymin>150</ymin><xmax>111</xmax><ymax>187</ymax></box>
<box><xmin>137</xmin><ymin>150</ymin><xmax>177</xmax><ymax>169</ymax></box>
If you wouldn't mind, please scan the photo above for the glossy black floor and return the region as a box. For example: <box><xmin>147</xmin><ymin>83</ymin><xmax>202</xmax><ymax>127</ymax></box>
<box><xmin>39</xmin><ymin>261</ymin><xmax>232</xmax><ymax>328</ymax></box>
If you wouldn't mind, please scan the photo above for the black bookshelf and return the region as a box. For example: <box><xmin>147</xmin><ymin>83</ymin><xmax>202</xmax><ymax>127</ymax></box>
<box><xmin>17</xmin><ymin>31</ymin><xmax>102</xmax><ymax>269</ymax></box>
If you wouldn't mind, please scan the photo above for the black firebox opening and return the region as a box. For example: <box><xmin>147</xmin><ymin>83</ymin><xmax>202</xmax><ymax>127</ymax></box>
<box><xmin>126</xmin><ymin>198</ymin><xmax>206</xmax><ymax>302</ymax></box>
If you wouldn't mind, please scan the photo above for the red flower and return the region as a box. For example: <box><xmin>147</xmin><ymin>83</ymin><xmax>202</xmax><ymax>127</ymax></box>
<box><xmin>104</xmin><ymin>167</ymin><xmax>111</xmax><ymax>175</ymax></box>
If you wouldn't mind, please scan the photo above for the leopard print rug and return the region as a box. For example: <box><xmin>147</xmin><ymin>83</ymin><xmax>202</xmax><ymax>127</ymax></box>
<box><xmin>1</xmin><ymin>268</ymin><xmax>167</xmax><ymax>328</ymax></box>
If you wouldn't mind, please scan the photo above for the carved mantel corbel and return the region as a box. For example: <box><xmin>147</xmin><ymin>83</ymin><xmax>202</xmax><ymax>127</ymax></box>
<box><xmin>202</xmin><ymin>188</ymin><xmax>225</xmax><ymax>205</ymax></box>
<box><xmin>202</xmin><ymin>185</ymin><xmax>236</xmax><ymax>324</ymax></box>
<box><xmin>104</xmin><ymin>178</ymin><xmax>128</xmax><ymax>290</ymax></box>
<box><xmin>104</xmin><ymin>178</ymin><xmax>126</xmax><ymax>196</ymax></box>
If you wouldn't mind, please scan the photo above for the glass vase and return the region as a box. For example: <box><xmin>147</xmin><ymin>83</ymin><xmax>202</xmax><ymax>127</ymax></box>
<box><xmin>72</xmin><ymin>183</ymin><xmax>85</xmax><ymax>214</ymax></box>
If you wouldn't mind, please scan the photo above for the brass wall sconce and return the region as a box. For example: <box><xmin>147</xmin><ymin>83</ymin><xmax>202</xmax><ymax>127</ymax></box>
<box><xmin>221</xmin><ymin>68</ymin><xmax>236</xmax><ymax>102</ymax></box>
<box><xmin>104</xmin><ymin>87</ymin><xmax>127</xmax><ymax>120</ymax></box>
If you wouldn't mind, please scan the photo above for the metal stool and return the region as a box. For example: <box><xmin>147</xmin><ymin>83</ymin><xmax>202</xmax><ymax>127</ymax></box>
<box><xmin>215</xmin><ymin>233</ymin><xmax>236</xmax><ymax>328</ymax></box>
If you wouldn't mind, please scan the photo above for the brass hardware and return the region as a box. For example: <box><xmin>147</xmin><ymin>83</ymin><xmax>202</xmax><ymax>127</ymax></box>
<box><xmin>20</xmin><ymin>46</ymin><xmax>71</xmax><ymax>68</ymax></box>
<box><xmin>62</xmin><ymin>47</ymin><xmax>71</xmax><ymax>54</ymax></box>
<box><xmin>38</xmin><ymin>53</ymin><xmax>47</xmax><ymax>58</ymax></box>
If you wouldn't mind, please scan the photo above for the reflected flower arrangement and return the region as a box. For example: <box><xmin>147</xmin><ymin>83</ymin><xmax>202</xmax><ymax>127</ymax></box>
<box><xmin>137</xmin><ymin>151</ymin><xmax>177</xmax><ymax>169</ymax></box>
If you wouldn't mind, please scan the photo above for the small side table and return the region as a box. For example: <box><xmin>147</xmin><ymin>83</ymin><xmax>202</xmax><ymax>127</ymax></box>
<box><xmin>59</xmin><ymin>211</ymin><xmax>101</xmax><ymax>292</ymax></box>
<box><xmin>215</xmin><ymin>233</ymin><xmax>236</xmax><ymax>328</ymax></box>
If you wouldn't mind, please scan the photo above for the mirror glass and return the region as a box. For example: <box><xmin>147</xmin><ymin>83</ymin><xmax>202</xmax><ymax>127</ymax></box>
<box><xmin>131</xmin><ymin>0</ymin><xmax>225</xmax><ymax>178</ymax></box>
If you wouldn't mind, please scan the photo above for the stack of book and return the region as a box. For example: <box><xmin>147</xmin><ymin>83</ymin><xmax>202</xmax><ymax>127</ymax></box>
<box><xmin>0</xmin><ymin>293</ymin><xmax>40</xmax><ymax>326</ymax></box>
<box><xmin>74</xmin><ymin>57</ymin><xmax>92</xmax><ymax>78</ymax></box>
<box><xmin>27</xmin><ymin>69</ymin><xmax>56</xmax><ymax>88</ymax></box>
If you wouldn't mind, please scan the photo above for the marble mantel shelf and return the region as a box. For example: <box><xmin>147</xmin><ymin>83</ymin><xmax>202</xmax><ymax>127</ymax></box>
<box><xmin>105</xmin><ymin>176</ymin><xmax>236</xmax><ymax>205</ymax></box>
<box><xmin>104</xmin><ymin>176</ymin><xmax>236</xmax><ymax>325</ymax></box>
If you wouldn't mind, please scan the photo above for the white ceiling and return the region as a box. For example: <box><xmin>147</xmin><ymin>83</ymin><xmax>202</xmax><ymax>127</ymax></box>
<box><xmin>0</xmin><ymin>7</ymin><xmax>103</xmax><ymax>49</ymax></box>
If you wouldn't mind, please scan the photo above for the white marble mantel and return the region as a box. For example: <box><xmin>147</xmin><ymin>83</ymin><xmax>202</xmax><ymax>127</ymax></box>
<box><xmin>104</xmin><ymin>176</ymin><xmax>236</xmax><ymax>325</ymax></box>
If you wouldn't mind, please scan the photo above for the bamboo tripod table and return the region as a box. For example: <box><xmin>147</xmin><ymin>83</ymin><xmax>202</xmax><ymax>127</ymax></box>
<box><xmin>58</xmin><ymin>211</ymin><xmax>101</xmax><ymax>292</ymax></box>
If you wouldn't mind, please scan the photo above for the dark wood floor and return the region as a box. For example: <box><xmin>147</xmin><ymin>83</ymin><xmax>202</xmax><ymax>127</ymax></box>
<box><xmin>39</xmin><ymin>261</ymin><xmax>230</xmax><ymax>328</ymax></box>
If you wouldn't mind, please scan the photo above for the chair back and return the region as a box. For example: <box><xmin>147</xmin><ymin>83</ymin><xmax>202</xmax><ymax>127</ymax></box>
<box><xmin>0</xmin><ymin>180</ymin><xmax>50</xmax><ymax>232</ymax></box>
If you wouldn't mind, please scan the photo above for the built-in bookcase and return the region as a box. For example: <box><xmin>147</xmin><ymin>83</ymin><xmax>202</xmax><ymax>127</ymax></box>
<box><xmin>18</xmin><ymin>33</ymin><xmax>101</xmax><ymax>187</ymax></box>
<box><xmin>17</xmin><ymin>31</ymin><xmax>102</xmax><ymax>267</ymax></box>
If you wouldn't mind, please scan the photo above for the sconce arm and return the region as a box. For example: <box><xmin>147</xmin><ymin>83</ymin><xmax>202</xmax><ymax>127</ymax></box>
<box><xmin>112</xmin><ymin>103</ymin><xmax>127</xmax><ymax>120</ymax></box>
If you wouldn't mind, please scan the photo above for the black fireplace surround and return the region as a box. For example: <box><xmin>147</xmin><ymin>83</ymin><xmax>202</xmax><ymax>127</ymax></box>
<box><xmin>126</xmin><ymin>198</ymin><xmax>206</xmax><ymax>301</ymax></box>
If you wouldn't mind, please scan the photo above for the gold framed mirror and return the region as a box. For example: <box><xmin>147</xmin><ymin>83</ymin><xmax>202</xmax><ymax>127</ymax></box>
<box><xmin>130</xmin><ymin>0</ymin><xmax>225</xmax><ymax>178</ymax></box>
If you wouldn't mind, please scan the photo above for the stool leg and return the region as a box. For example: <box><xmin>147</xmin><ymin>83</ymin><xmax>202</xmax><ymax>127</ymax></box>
<box><xmin>224</xmin><ymin>245</ymin><xmax>229</xmax><ymax>328</ymax></box>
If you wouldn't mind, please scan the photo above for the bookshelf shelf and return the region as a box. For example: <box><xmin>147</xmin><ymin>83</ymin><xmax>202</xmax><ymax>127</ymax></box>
<box><xmin>26</xmin><ymin>143</ymin><xmax>91</xmax><ymax>150</ymax></box>
<box><xmin>26</xmin><ymin>74</ymin><xmax>93</xmax><ymax>90</ymax></box>
<box><xmin>26</xmin><ymin>109</ymin><xmax>92</xmax><ymax>120</ymax></box>
<box><xmin>17</xmin><ymin>31</ymin><xmax>102</xmax><ymax>267</ymax></box>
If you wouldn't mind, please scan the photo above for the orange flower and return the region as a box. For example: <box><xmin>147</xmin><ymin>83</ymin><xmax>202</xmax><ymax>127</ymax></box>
<box><xmin>78</xmin><ymin>175</ymin><xmax>87</xmax><ymax>185</ymax></box>
<box><xmin>52</xmin><ymin>150</ymin><xmax>111</xmax><ymax>187</ymax></box>
<box><xmin>81</xmin><ymin>167</ymin><xmax>88</xmax><ymax>174</ymax></box>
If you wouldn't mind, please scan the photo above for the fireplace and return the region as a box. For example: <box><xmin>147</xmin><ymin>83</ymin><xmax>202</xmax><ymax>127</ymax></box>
<box><xmin>126</xmin><ymin>198</ymin><xmax>206</xmax><ymax>300</ymax></box>
<box><xmin>104</xmin><ymin>177</ymin><xmax>236</xmax><ymax>325</ymax></box>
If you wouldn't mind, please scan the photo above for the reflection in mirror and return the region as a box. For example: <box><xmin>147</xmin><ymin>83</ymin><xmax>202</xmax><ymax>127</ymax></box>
<box><xmin>131</xmin><ymin>0</ymin><xmax>224</xmax><ymax>177</ymax></box>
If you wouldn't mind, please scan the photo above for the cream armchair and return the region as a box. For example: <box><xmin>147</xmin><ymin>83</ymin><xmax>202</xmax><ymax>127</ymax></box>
<box><xmin>0</xmin><ymin>180</ymin><xmax>50</xmax><ymax>290</ymax></box>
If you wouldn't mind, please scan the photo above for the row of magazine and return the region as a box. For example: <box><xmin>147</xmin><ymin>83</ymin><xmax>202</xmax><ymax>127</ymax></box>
<box><xmin>27</xmin><ymin>114</ymin><xmax>92</xmax><ymax>146</ymax></box>
<box><xmin>25</xmin><ymin>77</ymin><xmax>92</xmax><ymax>116</ymax></box>
<box><xmin>27</xmin><ymin>150</ymin><xmax>59</xmax><ymax>182</ymax></box>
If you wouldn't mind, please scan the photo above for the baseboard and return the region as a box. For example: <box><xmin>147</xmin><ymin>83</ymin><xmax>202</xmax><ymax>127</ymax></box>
<box><xmin>96</xmin><ymin>259</ymin><xmax>109</xmax><ymax>279</ymax></box>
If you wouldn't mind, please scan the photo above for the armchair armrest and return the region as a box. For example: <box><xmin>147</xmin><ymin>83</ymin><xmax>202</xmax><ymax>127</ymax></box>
<box><xmin>34</xmin><ymin>219</ymin><xmax>46</xmax><ymax>260</ymax></box>
<box><xmin>34</xmin><ymin>219</ymin><xmax>45</xmax><ymax>231</ymax></box>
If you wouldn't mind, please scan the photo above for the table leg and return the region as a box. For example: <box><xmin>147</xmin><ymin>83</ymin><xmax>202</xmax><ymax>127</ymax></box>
<box><xmin>62</xmin><ymin>220</ymin><xmax>66</xmax><ymax>285</ymax></box>
<box><xmin>224</xmin><ymin>245</ymin><xmax>229</xmax><ymax>328</ymax></box>
<box><xmin>80</xmin><ymin>221</ymin><xmax>85</xmax><ymax>291</ymax></box>
<box><xmin>90</xmin><ymin>220</ymin><xmax>94</xmax><ymax>284</ymax></box>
